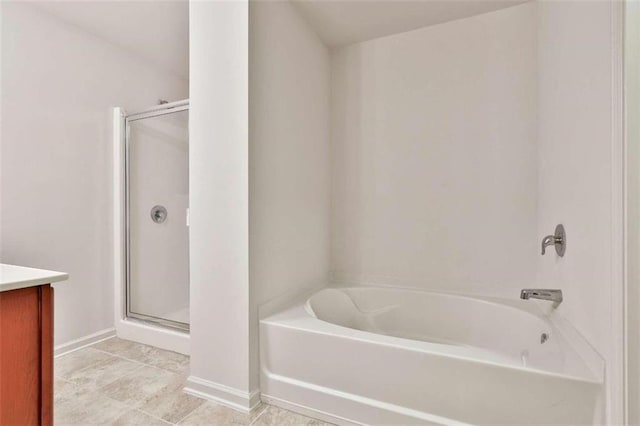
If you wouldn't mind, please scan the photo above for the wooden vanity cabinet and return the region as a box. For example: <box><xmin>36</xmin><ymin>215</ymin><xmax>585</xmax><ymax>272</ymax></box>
<box><xmin>0</xmin><ymin>284</ymin><xmax>53</xmax><ymax>426</ymax></box>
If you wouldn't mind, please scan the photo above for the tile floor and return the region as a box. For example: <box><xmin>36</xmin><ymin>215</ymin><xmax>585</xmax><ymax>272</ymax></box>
<box><xmin>55</xmin><ymin>337</ymin><xmax>331</xmax><ymax>425</ymax></box>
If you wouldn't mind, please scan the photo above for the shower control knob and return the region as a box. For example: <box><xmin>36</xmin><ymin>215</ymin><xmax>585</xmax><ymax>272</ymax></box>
<box><xmin>150</xmin><ymin>205</ymin><xmax>167</xmax><ymax>223</ymax></box>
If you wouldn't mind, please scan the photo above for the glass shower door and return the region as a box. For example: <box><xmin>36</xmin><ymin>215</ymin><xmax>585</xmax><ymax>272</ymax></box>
<box><xmin>126</xmin><ymin>107</ymin><xmax>189</xmax><ymax>330</ymax></box>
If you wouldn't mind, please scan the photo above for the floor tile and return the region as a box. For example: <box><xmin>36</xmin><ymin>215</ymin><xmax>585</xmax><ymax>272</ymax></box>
<box><xmin>55</xmin><ymin>389</ymin><xmax>130</xmax><ymax>425</ymax></box>
<box><xmin>91</xmin><ymin>337</ymin><xmax>142</xmax><ymax>355</ymax></box>
<box><xmin>252</xmin><ymin>405</ymin><xmax>333</xmax><ymax>426</ymax></box>
<box><xmin>140</xmin><ymin>388</ymin><xmax>206</xmax><ymax>423</ymax></box>
<box><xmin>93</xmin><ymin>337</ymin><xmax>189</xmax><ymax>374</ymax></box>
<box><xmin>177</xmin><ymin>401</ymin><xmax>250</xmax><ymax>425</ymax></box>
<box><xmin>55</xmin><ymin>347</ymin><xmax>115</xmax><ymax>379</ymax></box>
<box><xmin>54</xmin><ymin>377</ymin><xmax>82</xmax><ymax>406</ymax></box>
<box><xmin>100</xmin><ymin>364</ymin><xmax>181</xmax><ymax>408</ymax></box>
<box><xmin>113</xmin><ymin>409</ymin><xmax>172</xmax><ymax>425</ymax></box>
<box><xmin>65</xmin><ymin>355</ymin><xmax>143</xmax><ymax>391</ymax></box>
<box><xmin>54</xmin><ymin>338</ymin><xmax>329</xmax><ymax>426</ymax></box>
<box><xmin>119</xmin><ymin>343</ymin><xmax>190</xmax><ymax>374</ymax></box>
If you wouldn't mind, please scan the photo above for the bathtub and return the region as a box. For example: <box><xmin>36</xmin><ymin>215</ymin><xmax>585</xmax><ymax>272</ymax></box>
<box><xmin>259</xmin><ymin>286</ymin><xmax>603</xmax><ymax>425</ymax></box>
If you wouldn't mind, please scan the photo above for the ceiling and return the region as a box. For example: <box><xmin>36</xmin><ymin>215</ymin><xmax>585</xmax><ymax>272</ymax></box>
<box><xmin>32</xmin><ymin>0</ymin><xmax>189</xmax><ymax>79</ymax></box>
<box><xmin>291</xmin><ymin>0</ymin><xmax>532</xmax><ymax>48</ymax></box>
<box><xmin>31</xmin><ymin>0</ymin><xmax>530</xmax><ymax>74</ymax></box>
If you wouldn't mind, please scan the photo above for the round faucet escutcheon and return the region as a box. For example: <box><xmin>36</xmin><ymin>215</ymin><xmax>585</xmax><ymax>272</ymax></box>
<box><xmin>150</xmin><ymin>205</ymin><xmax>167</xmax><ymax>224</ymax></box>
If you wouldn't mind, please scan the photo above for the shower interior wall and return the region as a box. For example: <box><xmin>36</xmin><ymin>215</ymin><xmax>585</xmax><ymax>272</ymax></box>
<box><xmin>246</xmin><ymin>0</ymin><xmax>620</xmax><ymax>421</ymax></box>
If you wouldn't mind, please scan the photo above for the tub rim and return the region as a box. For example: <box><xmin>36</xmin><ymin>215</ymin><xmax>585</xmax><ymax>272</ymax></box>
<box><xmin>262</xmin><ymin>284</ymin><xmax>604</xmax><ymax>385</ymax></box>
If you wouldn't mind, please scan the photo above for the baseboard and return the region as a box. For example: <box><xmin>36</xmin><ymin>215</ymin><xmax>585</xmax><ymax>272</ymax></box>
<box><xmin>54</xmin><ymin>328</ymin><xmax>116</xmax><ymax>357</ymax></box>
<box><xmin>116</xmin><ymin>318</ymin><xmax>189</xmax><ymax>355</ymax></box>
<box><xmin>184</xmin><ymin>376</ymin><xmax>260</xmax><ymax>413</ymax></box>
<box><xmin>261</xmin><ymin>394</ymin><xmax>363</xmax><ymax>426</ymax></box>
<box><xmin>261</xmin><ymin>373</ymin><xmax>457</xmax><ymax>426</ymax></box>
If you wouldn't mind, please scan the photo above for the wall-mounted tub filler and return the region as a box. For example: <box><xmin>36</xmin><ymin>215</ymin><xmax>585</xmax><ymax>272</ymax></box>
<box><xmin>541</xmin><ymin>224</ymin><xmax>566</xmax><ymax>256</ymax></box>
<box><xmin>520</xmin><ymin>289</ymin><xmax>563</xmax><ymax>304</ymax></box>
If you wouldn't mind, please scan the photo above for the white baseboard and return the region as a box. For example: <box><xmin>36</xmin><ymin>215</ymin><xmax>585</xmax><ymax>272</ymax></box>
<box><xmin>54</xmin><ymin>328</ymin><xmax>116</xmax><ymax>357</ymax></box>
<box><xmin>116</xmin><ymin>318</ymin><xmax>189</xmax><ymax>355</ymax></box>
<box><xmin>262</xmin><ymin>373</ymin><xmax>456</xmax><ymax>426</ymax></box>
<box><xmin>261</xmin><ymin>394</ymin><xmax>363</xmax><ymax>426</ymax></box>
<box><xmin>184</xmin><ymin>376</ymin><xmax>260</xmax><ymax>413</ymax></box>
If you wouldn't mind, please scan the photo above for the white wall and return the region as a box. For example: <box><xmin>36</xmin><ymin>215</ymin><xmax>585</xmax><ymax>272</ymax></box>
<box><xmin>248</xmin><ymin>0</ymin><xmax>331</xmax><ymax>391</ymax></box>
<box><xmin>536</xmin><ymin>1</ymin><xmax>620</xmax><ymax>422</ymax></box>
<box><xmin>0</xmin><ymin>2</ymin><xmax>188</xmax><ymax>347</ymax></box>
<box><xmin>249</xmin><ymin>0</ymin><xmax>622</xmax><ymax>420</ymax></box>
<box><xmin>188</xmin><ymin>0</ymin><xmax>252</xmax><ymax>407</ymax></box>
<box><xmin>330</xmin><ymin>3</ymin><xmax>538</xmax><ymax>297</ymax></box>
<box><xmin>626</xmin><ymin>1</ymin><xmax>640</xmax><ymax>423</ymax></box>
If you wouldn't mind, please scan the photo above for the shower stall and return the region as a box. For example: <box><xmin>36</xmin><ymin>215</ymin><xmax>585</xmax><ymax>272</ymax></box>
<box><xmin>113</xmin><ymin>100</ymin><xmax>190</xmax><ymax>352</ymax></box>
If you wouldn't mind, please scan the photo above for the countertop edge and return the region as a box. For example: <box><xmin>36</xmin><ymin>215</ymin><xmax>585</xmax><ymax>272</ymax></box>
<box><xmin>0</xmin><ymin>264</ymin><xmax>69</xmax><ymax>293</ymax></box>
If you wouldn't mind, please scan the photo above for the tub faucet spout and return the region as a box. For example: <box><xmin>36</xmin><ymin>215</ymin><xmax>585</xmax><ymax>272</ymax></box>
<box><xmin>520</xmin><ymin>289</ymin><xmax>563</xmax><ymax>304</ymax></box>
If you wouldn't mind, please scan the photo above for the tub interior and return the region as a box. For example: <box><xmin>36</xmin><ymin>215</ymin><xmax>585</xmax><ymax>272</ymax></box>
<box><xmin>304</xmin><ymin>286</ymin><xmax>598</xmax><ymax>380</ymax></box>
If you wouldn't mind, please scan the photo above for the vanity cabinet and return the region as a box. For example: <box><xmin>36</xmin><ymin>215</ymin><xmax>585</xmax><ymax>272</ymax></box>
<box><xmin>0</xmin><ymin>265</ymin><xmax>67</xmax><ymax>426</ymax></box>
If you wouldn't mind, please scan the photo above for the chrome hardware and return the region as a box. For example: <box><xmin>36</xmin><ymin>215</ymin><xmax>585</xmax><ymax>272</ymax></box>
<box><xmin>541</xmin><ymin>224</ymin><xmax>566</xmax><ymax>256</ymax></box>
<box><xmin>150</xmin><ymin>205</ymin><xmax>167</xmax><ymax>223</ymax></box>
<box><xmin>520</xmin><ymin>289</ymin><xmax>563</xmax><ymax>304</ymax></box>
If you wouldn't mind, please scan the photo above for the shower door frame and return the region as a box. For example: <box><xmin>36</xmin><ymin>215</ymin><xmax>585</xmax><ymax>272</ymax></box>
<box><xmin>124</xmin><ymin>100</ymin><xmax>190</xmax><ymax>332</ymax></box>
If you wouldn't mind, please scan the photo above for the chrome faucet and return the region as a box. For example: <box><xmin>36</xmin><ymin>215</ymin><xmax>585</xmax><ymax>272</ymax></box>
<box><xmin>520</xmin><ymin>289</ymin><xmax>563</xmax><ymax>304</ymax></box>
<box><xmin>541</xmin><ymin>235</ymin><xmax>556</xmax><ymax>255</ymax></box>
<box><xmin>541</xmin><ymin>224</ymin><xmax>566</xmax><ymax>256</ymax></box>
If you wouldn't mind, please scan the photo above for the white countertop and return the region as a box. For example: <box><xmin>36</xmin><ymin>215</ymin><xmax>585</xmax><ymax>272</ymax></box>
<box><xmin>0</xmin><ymin>263</ymin><xmax>68</xmax><ymax>293</ymax></box>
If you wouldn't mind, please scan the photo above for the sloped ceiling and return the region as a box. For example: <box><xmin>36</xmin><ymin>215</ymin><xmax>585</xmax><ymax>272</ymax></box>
<box><xmin>291</xmin><ymin>0</ymin><xmax>532</xmax><ymax>47</ymax></box>
<box><xmin>31</xmin><ymin>0</ymin><xmax>531</xmax><ymax>72</ymax></box>
<box><xmin>32</xmin><ymin>0</ymin><xmax>189</xmax><ymax>79</ymax></box>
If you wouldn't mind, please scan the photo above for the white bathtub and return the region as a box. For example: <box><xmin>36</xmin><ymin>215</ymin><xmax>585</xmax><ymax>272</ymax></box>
<box><xmin>259</xmin><ymin>286</ymin><xmax>603</xmax><ymax>425</ymax></box>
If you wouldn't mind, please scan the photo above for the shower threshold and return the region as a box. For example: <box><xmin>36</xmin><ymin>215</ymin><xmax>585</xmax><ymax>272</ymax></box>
<box><xmin>127</xmin><ymin>309</ymin><xmax>189</xmax><ymax>332</ymax></box>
